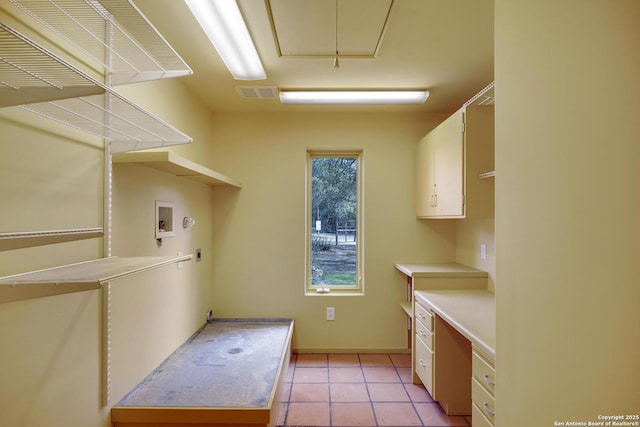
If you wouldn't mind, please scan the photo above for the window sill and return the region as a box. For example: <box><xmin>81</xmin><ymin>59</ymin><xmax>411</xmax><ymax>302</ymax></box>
<box><xmin>305</xmin><ymin>290</ymin><xmax>364</xmax><ymax>297</ymax></box>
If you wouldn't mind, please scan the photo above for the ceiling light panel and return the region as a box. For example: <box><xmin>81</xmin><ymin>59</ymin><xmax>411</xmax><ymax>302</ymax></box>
<box><xmin>279</xmin><ymin>90</ymin><xmax>429</xmax><ymax>105</ymax></box>
<box><xmin>267</xmin><ymin>0</ymin><xmax>393</xmax><ymax>57</ymax></box>
<box><xmin>185</xmin><ymin>0</ymin><xmax>266</xmax><ymax>80</ymax></box>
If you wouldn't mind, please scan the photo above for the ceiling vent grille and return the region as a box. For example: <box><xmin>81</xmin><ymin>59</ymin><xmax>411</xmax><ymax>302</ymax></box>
<box><xmin>235</xmin><ymin>86</ymin><xmax>279</xmax><ymax>99</ymax></box>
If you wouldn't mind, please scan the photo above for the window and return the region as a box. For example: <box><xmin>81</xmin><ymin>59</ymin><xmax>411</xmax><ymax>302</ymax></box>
<box><xmin>305</xmin><ymin>150</ymin><xmax>363</xmax><ymax>294</ymax></box>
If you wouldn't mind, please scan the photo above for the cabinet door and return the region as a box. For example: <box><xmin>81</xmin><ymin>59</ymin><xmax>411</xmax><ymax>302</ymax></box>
<box><xmin>415</xmin><ymin>133</ymin><xmax>436</xmax><ymax>217</ymax></box>
<box><xmin>433</xmin><ymin>110</ymin><xmax>464</xmax><ymax>217</ymax></box>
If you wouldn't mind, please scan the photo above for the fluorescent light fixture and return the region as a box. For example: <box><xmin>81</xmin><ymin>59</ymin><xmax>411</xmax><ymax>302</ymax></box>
<box><xmin>279</xmin><ymin>90</ymin><xmax>429</xmax><ymax>105</ymax></box>
<box><xmin>185</xmin><ymin>0</ymin><xmax>266</xmax><ymax>80</ymax></box>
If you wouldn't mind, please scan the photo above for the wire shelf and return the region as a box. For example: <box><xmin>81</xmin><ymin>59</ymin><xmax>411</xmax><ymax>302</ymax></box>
<box><xmin>9</xmin><ymin>0</ymin><xmax>192</xmax><ymax>85</ymax></box>
<box><xmin>1</xmin><ymin>23</ymin><xmax>192</xmax><ymax>151</ymax></box>
<box><xmin>464</xmin><ymin>81</ymin><xmax>495</xmax><ymax>107</ymax></box>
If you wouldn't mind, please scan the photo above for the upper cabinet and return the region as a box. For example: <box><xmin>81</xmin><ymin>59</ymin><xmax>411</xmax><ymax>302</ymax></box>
<box><xmin>416</xmin><ymin>83</ymin><xmax>495</xmax><ymax>219</ymax></box>
<box><xmin>416</xmin><ymin>110</ymin><xmax>465</xmax><ymax>217</ymax></box>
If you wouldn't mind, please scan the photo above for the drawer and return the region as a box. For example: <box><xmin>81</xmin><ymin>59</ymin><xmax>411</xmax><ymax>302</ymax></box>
<box><xmin>472</xmin><ymin>350</ymin><xmax>495</xmax><ymax>396</ymax></box>
<box><xmin>414</xmin><ymin>336</ymin><xmax>433</xmax><ymax>395</ymax></box>
<box><xmin>472</xmin><ymin>402</ymin><xmax>494</xmax><ymax>427</ymax></box>
<box><xmin>414</xmin><ymin>302</ymin><xmax>433</xmax><ymax>331</ymax></box>
<box><xmin>415</xmin><ymin>319</ymin><xmax>433</xmax><ymax>350</ymax></box>
<box><xmin>472</xmin><ymin>377</ymin><xmax>495</xmax><ymax>423</ymax></box>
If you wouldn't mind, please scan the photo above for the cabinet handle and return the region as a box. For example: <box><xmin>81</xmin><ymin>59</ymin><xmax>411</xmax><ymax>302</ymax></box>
<box><xmin>482</xmin><ymin>402</ymin><xmax>495</xmax><ymax>418</ymax></box>
<box><xmin>433</xmin><ymin>194</ymin><xmax>438</xmax><ymax>207</ymax></box>
<box><xmin>418</xmin><ymin>358</ymin><xmax>427</xmax><ymax>367</ymax></box>
<box><xmin>419</xmin><ymin>329</ymin><xmax>425</xmax><ymax>337</ymax></box>
<box><xmin>483</xmin><ymin>374</ymin><xmax>495</xmax><ymax>387</ymax></box>
<box><xmin>418</xmin><ymin>313</ymin><xmax>425</xmax><ymax>320</ymax></box>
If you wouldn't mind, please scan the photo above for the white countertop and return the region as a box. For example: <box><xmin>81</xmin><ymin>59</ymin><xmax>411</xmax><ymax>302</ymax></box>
<box><xmin>414</xmin><ymin>289</ymin><xmax>495</xmax><ymax>360</ymax></box>
<box><xmin>396</xmin><ymin>263</ymin><xmax>488</xmax><ymax>278</ymax></box>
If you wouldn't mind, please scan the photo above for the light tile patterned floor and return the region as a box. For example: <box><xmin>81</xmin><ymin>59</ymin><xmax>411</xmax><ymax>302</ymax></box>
<box><xmin>277</xmin><ymin>353</ymin><xmax>471</xmax><ymax>427</ymax></box>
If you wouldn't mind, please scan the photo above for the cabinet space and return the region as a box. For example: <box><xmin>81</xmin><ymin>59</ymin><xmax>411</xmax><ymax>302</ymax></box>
<box><xmin>395</xmin><ymin>263</ymin><xmax>487</xmax><ymax>348</ymax></box>
<box><xmin>472</xmin><ymin>347</ymin><xmax>496</xmax><ymax>426</ymax></box>
<box><xmin>416</xmin><ymin>110</ymin><xmax>464</xmax><ymax>217</ymax></box>
<box><xmin>412</xmin><ymin>290</ymin><xmax>495</xmax><ymax>418</ymax></box>
<box><xmin>413</xmin><ymin>297</ymin><xmax>472</xmax><ymax>415</ymax></box>
<box><xmin>415</xmin><ymin>83</ymin><xmax>495</xmax><ymax>219</ymax></box>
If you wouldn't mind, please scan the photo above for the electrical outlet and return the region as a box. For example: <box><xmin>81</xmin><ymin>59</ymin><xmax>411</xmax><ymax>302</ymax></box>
<box><xmin>480</xmin><ymin>244</ymin><xmax>487</xmax><ymax>260</ymax></box>
<box><xmin>326</xmin><ymin>307</ymin><xmax>335</xmax><ymax>321</ymax></box>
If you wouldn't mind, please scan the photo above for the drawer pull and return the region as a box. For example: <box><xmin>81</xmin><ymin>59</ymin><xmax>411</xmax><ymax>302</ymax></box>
<box><xmin>418</xmin><ymin>313</ymin><xmax>425</xmax><ymax>320</ymax></box>
<box><xmin>419</xmin><ymin>329</ymin><xmax>425</xmax><ymax>336</ymax></box>
<box><xmin>483</xmin><ymin>374</ymin><xmax>496</xmax><ymax>387</ymax></box>
<box><xmin>482</xmin><ymin>402</ymin><xmax>495</xmax><ymax>418</ymax></box>
<box><xmin>418</xmin><ymin>358</ymin><xmax>427</xmax><ymax>367</ymax></box>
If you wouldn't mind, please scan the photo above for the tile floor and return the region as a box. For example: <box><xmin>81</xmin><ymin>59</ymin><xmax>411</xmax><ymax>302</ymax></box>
<box><xmin>277</xmin><ymin>353</ymin><xmax>472</xmax><ymax>427</ymax></box>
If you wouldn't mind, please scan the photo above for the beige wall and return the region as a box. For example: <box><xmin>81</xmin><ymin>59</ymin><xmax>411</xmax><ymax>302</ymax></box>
<box><xmin>495</xmin><ymin>1</ymin><xmax>640</xmax><ymax>425</ymax></box>
<box><xmin>207</xmin><ymin>112</ymin><xmax>462</xmax><ymax>351</ymax></box>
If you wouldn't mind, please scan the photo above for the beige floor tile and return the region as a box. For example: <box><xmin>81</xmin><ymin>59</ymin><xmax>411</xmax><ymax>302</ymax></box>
<box><xmin>359</xmin><ymin>353</ymin><xmax>393</xmax><ymax>366</ymax></box>
<box><xmin>328</xmin><ymin>353</ymin><xmax>361</xmax><ymax>366</ymax></box>
<box><xmin>362</xmin><ymin>366</ymin><xmax>401</xmax><ymax>382</ymax></box>
<box><xmin>397</xmin><ymin>366</ymin><xmax>412</xmax><ymax>383</ymax></box>
<box><xmin>290</xmin><ymin>383</ymin><xmax>329</xmax><ymax>402</ymax></box>
<box><xmin>373</xmin><ymin>402</ymin><xmax>423</xmax><ymax>426</ymax></box>
<box><xmin>405</xmin><ymin>383</ymin><xmax>434</xmax><ymax>402</ymax></box>
<box><xmin>296</xmin><ymin>353</ymin><xmax>328</xmax><ymax>367</ymax></box>
<box><xmin>329</xmin><ymin>367</ymin><xmax>364</xmax><ymax>383</ymax></box>
<box><xmin>286</xmin><ymin>402</ymin><xmax>330</xmax><ymax>426</ymax></box>
<box><xmin>390</xmin><ymin>353</ymin><xmax>412</xmax><ymax>367</ymax></box>
<box><xmin>329</xmin><ymin>383</ymin><xmax>370</xmax><ymax>402</ymax></box>
<box><xmin>414</xmin><ymin>402</ymin><xmax>469</xmax><ymax>426</ymax></box>
<box><xmin>331</xmin><ymin>402</ymin><xmax>376</xmax><ymax>426</ymax></box>
<box><xmin>293</xmin><ymin>367</ymin><xmax>329</xmax><ymax>383</ymax></box>
<box><xmin>367</xmin><ymin>382</ymin><xmax>410</xmax><ymax>402</ymax></box>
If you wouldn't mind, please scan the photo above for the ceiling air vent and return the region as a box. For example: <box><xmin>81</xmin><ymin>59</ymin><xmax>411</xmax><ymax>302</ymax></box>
<box><xmin>235</xmin><ymin>86</ymin><xmax>279</xmax><ymax>99</ymax></box>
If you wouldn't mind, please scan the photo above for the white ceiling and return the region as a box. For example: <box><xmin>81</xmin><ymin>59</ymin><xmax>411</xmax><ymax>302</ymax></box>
<box><xmin>132</xmin><ymin>0</ymin><xmax>494</xmax><ymax>114</ymax></box>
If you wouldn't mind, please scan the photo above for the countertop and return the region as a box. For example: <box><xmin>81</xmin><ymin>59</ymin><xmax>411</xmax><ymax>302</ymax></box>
<box><xmin>395</xmin><ymin>263</ymin><xmax>488</xmax><ymax>278</ymax></box>
<box><xmin>414</xmin><ymin>290</ymin><xmax>495</xmax><ymax>360</ymax></box>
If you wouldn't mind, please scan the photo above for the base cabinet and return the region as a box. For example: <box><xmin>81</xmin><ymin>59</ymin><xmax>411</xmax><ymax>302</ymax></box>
<box><xmin>471</xmin><ymin>347</ymin><xmax>496</xmax><ymax>426</ymax></box>
<box><xmin>413</xmin><ymin>298</ymin><xmax>471</xmax><ymax>416</ymax></box>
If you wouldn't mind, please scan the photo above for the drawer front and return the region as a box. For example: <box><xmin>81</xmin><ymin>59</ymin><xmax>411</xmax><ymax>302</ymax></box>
<box><xmin>415</xmin><ymin>336</ymin><xmax>434</xmax><ymax>395</ymax></box>
<box><xmin>472</xmin><ymin>377</ymin><xmax>495</xmax><ymax>423</ymax></box>
<box><xmin>472</xmin><ymin>402</ymin><xmax>495</xmax><ymax>427</ymax></box>
<box><xmin>472</xmin><ymin>350</ymin><xmax>496</xmax><ymax>396</ymax></box>
<box><xmin>414</xmin><ymin>302</ymin><xmax>433</xmax><ymax>331</ymax></box>
<box><xmin>415</xmin><ymin>318</ymin><xmax>434</xmax><ymax>350</ymax></box>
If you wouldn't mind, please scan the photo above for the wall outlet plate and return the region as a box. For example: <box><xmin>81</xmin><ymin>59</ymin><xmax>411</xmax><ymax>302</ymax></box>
<box><xmin>326</xmin><ymin>307</ymin><xmax>335</xmax><ymax>321</ymax></box>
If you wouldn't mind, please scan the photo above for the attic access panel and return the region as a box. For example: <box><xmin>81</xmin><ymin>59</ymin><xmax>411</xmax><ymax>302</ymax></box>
<box><xmin>267</xmin><ymin>0</ymin><xmax>393</xmax><ymax>58</ymax></box>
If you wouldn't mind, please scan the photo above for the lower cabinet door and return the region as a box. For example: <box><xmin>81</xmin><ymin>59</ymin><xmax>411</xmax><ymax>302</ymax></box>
<box><xmin>472</xmin><ymin>402</ymin><xmax>494</xmax><ymax>427</ymax></box>
<box><xmin>415</xmin><ymin>336</ymin><xmax>434</xmax><ymax>396</ymax></box>
<box><xmin>472</xmin><ymin>377</ymin><xmax>495</xmax><ymax>424</ymax></box>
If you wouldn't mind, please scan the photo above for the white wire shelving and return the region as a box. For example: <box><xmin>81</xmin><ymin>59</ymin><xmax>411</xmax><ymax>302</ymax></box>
<box><xmin>0</xmin><ymin>254</ymin><xmax>193</xmax><ymax>304</ymax></box>
<box><xmin>9</xmin><ymin>0</ymin><xmax>192</xmax><ymax>85</ymax></box>
<box><xmin>1</xmin><ymin>23</ymin><xmax>192</xmax><ymax>152</ymax></box>
<box><xmin>0</xmin><ymin>228</ymin><xmax>104</xmax><ymax>251</ymax></box>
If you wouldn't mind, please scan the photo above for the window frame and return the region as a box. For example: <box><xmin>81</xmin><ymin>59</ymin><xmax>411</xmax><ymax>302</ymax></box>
<box><xmin>305</xmin><ymin>150</ymin><xmax>364</xmax><ymax>296</ymax></box>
